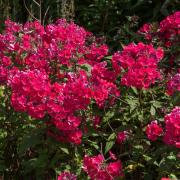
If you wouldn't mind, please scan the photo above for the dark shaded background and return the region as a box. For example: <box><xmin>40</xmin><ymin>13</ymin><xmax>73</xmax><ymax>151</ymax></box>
<box><xmin>0</xmin><ymin>0</ymin><xmax>179</xmax><ymax>50</ymax></box>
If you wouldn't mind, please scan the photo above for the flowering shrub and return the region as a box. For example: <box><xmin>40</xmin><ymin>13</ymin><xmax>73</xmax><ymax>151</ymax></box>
<box><xmin>83</xmin><ymin>154</ymin><xmax>123</xmax><ymax>179</ymax></box>
<box><xmin>112</xmin><ymin>42</ymin><xmax>164</xmax><ymax>89</ymax></box>
<box><xmin>9</xmin><ymin>69</ymin><xmax>51</xmax><ymax>119</ymax></box>
<box><xmin>159</xmin><ymin>11</ymin><xmax>180</xmax><ymax>47</ymax></box>
<box><xmin>163</xmin><ymin>107</ymin><xmax>180</xmax><ymax>148</ymax></box>
<box><xmin>0</xmin><ymin>18</ymin><xmax>119</xmax><ymax>145</ymax></box>
<box><xmin>167</xmin><ymin>73</ymin><xmax>180</xmax><ymax>95</ymax></box>
<box><xmin>0</xmin><ymin>11</ymin><xmax>179</xmax><ymax>180</ymax></box>
<box><xmin>146</xmin><ymin>121</ymin><xmax>163</xmax><ymax>141</ymax></box>
<box><xmin>138</xmin><ymin>11</ymin><xmax>180</xmax><ymax>75</ymax></box>
<box><xmin>138</xmin><ymin>11</ymin><xmax>180</xmax><ymax>48</ymax></box>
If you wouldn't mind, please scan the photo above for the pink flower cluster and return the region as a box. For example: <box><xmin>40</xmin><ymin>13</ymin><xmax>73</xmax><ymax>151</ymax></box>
<box><xmin>0</xmin><ymin>19</ymin><xmax>108</xmax><ymax>76</ymax></box>
<box><xmin>167</xmin><ymin>73</ymin><xmax>180</xmax><ymax>95</ymax></box>
<box><xmin>112</xmin><ymin>42</ymin><xmax>164</xmax><ymax>89</ymax></box>
<box><xmin>163</xmin><ymin>107</ymin><xmax>180</xmax><ymax>148</ymax></box>
<box><xmin>58</xmin><ymin>172</ymin><xmax>76</xmax><ymax>180</ymax></box>
<box><xmin>159</xmin><ymin>11</ymin><xmax>180</xmax><ymax>47</ymax></box>
<box><xmin>47</xmin><ymin>71</ymin><xmax>91</xmax><ymax>144</ymax></box>
<box><xmin>138</xmin><ymin>11</ymin><xmax>180</xmax><ymax>47</ymax></box>
<box><xmin>0</xmin><ymin>19</ymin><xmax>120</xmax><ymax>144</ymax></box>
<box><xmin>0</xmin><ymin>56</ymin><xmax>11</xmax><ymax>84</ymax></box>
<box><xmin>83</xmin><ymin>154</ymin><xmax>123</xmax><ymax>180</ymax></box>
<box><xmin>145</xmin><ymin>108</ymin><xmax>180</xmax><ymax>149</ymax></box>
<box><xmin>9</xmin><ymin>69</ymin><xmax>51</xmax><ymax>119</ymax></box>
<box><xmin>146</xmin><ymin>121</ymin><xmax>163</xmax><ymax>141</ymax></box>
<box><xmin>138</xmin><ymin>23</ymin><xmax>154</xmax><ymax>40</ymax></box>
<box><xmin>90</xmin><ymin>62</ymin><xmax>119</xmax><ymax>107</ymax></box>
<box><xmin>116</xmin><ymin>131</ymin><xmax>127</xmax><ymax>144</ymax></box>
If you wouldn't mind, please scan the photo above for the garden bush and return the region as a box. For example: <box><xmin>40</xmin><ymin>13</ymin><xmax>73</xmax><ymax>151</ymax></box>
<box><xmin>0</xmin><ymin>10</ymin><xmax>179</xmax><ymax>180</ymax></box>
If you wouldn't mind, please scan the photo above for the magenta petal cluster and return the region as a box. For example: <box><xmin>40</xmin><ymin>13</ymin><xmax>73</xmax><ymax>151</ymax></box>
<box><xmin>138</xmin><ymin>23</ymin><xmax>154</xmax><ymax>40</ymax></box>
<box><xmin>112</xmin><ymin>42</ymin><xmax>164</xmax><ymax>89</ymax></box>
<box><xmin>167</xmin><ymin>73</ymin><xmax>180</xmax><ymax>95</ymax></box>
<box><xmin>83</xmin><ymin>154</ymin><xmax>123</xmax><ymax>180</ymax></box>
<box><xmin>146</xmin><ymin>120</ymin><xmax>163</xmax><ymax>141</ymax></box>
<box><xmin>138</xmin><ymin>11</ymin><xmax>180</xmax><ymax>47</ymax></box>
<box><xmin>0</xmin><ymin>19</ymin><xmax>121</xmax><ymax>145</ymax></box>
<box><xmin>58</xmin><ymin>172</ymin><xmax>77</xmax><ymax>180</ymax></box>
<box><xmin>159</xmin><ymin>11</ymin><xmax>180</xmax><ymax>47</ymax></box>
<box><xmin>9</xmin><ymin>69</ymin><xmax>51</xmax><ymax>119</ymax></box>
<box><xmin>116</xmin><ymin>131</ymin><xmax>127</xmax><ymax>144</ymax></box>
<box><xmin>163</xmin><ymin>107</ymin><xmax>180</xmax><ymax>148</ymax></box>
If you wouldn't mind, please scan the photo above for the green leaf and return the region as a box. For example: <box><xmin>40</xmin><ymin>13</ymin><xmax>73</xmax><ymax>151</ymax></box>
<box><xmin>107</xmin><ymin>133</ymin><xmax>116</xmax><ymax>141</ymax></box>
<box><xmin>0</xmin><ymin>86</ymin><xmax>5</xmax><ymax>97</ymax></box>
<box><xmin>167</xmin><ymin>153</ymin><xmax>176</xmax><ymax>161</ymax></box>
<box><xmin>143</xmin><ymin>154</ymin><xmax>152</xmax><ymax>161</ymax></box>
<box><xmin>87</xmin><ymin>140</ymin><xmax>99</xmax><ymax>150</ymax></box>
<box><xmin>60</xmin><ymin>147</ymin><xmax>69</xmax><ymax>154</ymax></box>
<box><xmin>152</xmin><ymin>101</ymin><xmax>162</xmax><ymax>108</ymax></box>
<box><xmin>80</xmin><ymin>64</ymin><xmax>92</xmax><ymax>73</ymax></box>
<box><xmin>144</xmin><ymin>173</ymin><xmax>153</xmax><ymax>180</ymax></box>
<box><xmin>0</xmin><ymin>160</ymin><xmax>6</xmax><ymax>171</ymax></box>
<box><xmin>105</xmin><ymin>141</ymin><xmax>115</xmax><ymax>154</ymax></box>
<box><xmin>131</xmin><ymin>87</ymin><xmax>138</xmax><ymax>95</ymax></box>
<box><xmin>126</xmin><ymin>98</ymin><xmax>138</xmax><ymax>112</ymax></box>
<box><xmin>172</xmin><ymin>91</ymin><xmax>180</xmax><ymax>106</ymax></box>
<box><xmin>18</xmin><ymin>129</ymin><xmax>43</xmax><ymax>155</ymax></box>
<box><xmin>34</xmin><ymin>153</ymin><xmax>49</xmax><ymax>168</ymax></box>
<box><xmin>133</xmin><ymin>145</ymin><xmax>143</xmax><ymax>150</ymax></box>
<box><xmin>104</xmin><ymin>133</ymin><xmax>116</xmax><ymax>154</ymax></box>
<box><xmin>102</xmin><ymin>110</ymin><xmax>115</xmax><ymax>123</ymax></box>
<box><xmin>150</xmin><ymin>105</ymin><xmax>156</xmax><ymax>116</ymax></box>
<box><xmin>169</xmin><ymin>174</ymin><xmax>178</xmax><ymax>180</ymax></box>
<box><xmin>104</xmin><ymin>55</ymin><xmax>112</xmax><ymax>60</ymax></box>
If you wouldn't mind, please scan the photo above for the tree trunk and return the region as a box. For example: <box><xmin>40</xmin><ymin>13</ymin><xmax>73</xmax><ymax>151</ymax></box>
<box><xmin>61</xmin><ymin>0</ymin><xmax>75</xmax><ymax>20</ymax></box>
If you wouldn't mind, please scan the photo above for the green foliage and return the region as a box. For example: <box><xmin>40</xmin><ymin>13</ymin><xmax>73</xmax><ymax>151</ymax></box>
<box><xmin>75</xmin><ymin>0</ymin><xmax>179</xmax><ymax>50</ymax></box>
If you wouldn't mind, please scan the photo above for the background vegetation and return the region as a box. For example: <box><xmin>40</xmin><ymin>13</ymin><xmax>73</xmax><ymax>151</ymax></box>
<box><xmin>0</xmin><ymin>0</ymin><xmax>179</xmax><ymax>49</ymax></box>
